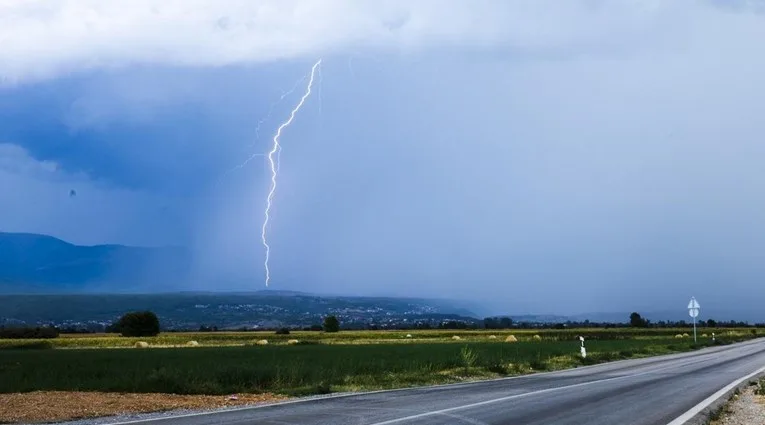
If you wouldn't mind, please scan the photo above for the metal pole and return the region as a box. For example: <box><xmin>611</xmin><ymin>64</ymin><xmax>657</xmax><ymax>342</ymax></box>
<box><xmin>693</xmin><ymin>316</ymin><xmax>697</xmax><ymax>343</ymax></box>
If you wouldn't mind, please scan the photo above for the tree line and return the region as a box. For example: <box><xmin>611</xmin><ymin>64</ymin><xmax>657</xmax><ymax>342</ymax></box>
<box><xmin>3</xmin><ymin>311</ymin><xmax>763</xmax><ymax>338</ymax></box>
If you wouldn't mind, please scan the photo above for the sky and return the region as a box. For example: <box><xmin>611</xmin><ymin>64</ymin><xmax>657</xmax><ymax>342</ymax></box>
<box><xmin>2</xmin><ymin>0</ymin><xmax>765</xmax><ymax>315</ymax></box>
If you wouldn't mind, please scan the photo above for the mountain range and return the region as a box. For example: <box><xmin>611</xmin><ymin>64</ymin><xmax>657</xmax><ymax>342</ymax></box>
<box><xmin>0</xmin><ymin>231</ymin><xmax>191</xmax><ymax>293</ymax></box>
<box><xmin>1</xmin><ymin>231</ymin><xmax>762</xmax><ymax>324</ymax></box>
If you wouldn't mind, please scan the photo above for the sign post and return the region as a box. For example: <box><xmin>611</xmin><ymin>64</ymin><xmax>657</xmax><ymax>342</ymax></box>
<box><xmin>688</xmin><ymin>297</ymin><xmax>700</xmax><ymax>343</ymax></box>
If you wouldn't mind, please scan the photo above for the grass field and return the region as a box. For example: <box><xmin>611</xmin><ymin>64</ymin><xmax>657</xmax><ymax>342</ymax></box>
<box><xmin>0</xmin><ymin>327</ymin><xmax>756</xmax><ymax>349</ymax></box>
<box><xmin>0</xmin><ymin>329</ymin><xmax>759</xmax><ymax>397</ymax></box>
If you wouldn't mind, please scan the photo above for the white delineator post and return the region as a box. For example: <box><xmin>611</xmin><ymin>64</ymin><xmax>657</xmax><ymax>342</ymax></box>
<box><xmin>579</xmin><ymin>336</ymin><xmax>586</xmax><ymax>358</ymax></box>
<box><xmin>688</xmin><ymin>297</ymin><xmax>701</xmax><ymax>343</ymax></box>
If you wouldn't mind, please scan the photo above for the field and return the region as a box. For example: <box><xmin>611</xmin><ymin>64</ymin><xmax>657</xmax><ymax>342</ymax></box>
<box><xmin>1</xmin><ymin>328</ymin><xmax>759</xmax><ymax>397</ymax></box>
<box><xmin>0</xmin><ymin>328</ymin><xmax>756</xmax><ymax>349</ymax></box>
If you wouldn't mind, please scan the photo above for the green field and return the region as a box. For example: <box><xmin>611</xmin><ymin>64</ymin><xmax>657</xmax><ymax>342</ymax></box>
<box><xmin>0</xmin><ymin>329</ymin><xmax>759</xmax><ymax>396</ymax></box>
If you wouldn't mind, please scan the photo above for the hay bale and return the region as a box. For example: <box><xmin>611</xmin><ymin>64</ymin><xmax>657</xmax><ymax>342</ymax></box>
<box><xmin>702</xmin><ymin>333</ymin><xmax>708</xmax><ymax>338</ymax></box>
<box><xmin>452</xmin><ymin>336</ymin><xmax>462</xmax><ymax>340</ymax></box>
<box><xmin>488</xmin><ymin>335</ymin><xmax>497</xmax><ymax>339</ymax></box>
<box><xmin>532</xmin><ymin>334</ymin><xmax>542</xmax><ymax>341</ymax></box>
<box><xmin>186</xmin><ymin>340</ymin><xmax>199</xmax><ymax>347</ymax></box>
<box><xmin>134</xmin><ymin>341</ymin><xmax>149</xmax><ymax>348</ymax></box>
<box><xmin>256</xmin><ymin>339</ymin><xmax>269</xmax><ymax>345</ymax></box>
<box><xmin>287</xmin><ymin>339</ymin><xmax>299</xmax><ymax>345</ymax></box>
<box><xmin>406</xmin><ymin>334</ymin><xmax>413</xmax><ymax>338</ymax></box>
<box><xmin>682</xmin><ymin>333</ymin><xmax>690</xmax><ymax>338</ymax></box>
<box><xmin>505</xmin><ymin>335</ymin><xmax>518</xmax><ymax>343</ymax></box>
<box><xmin>674</xmin><ymin>334</ymin><xmax>684</xmax><ymax>338</ymax></box>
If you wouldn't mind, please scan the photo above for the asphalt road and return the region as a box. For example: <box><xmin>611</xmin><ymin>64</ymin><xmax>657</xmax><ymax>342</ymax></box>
<box><xmin>112</xmin><ymin>338</ymin><xmax>765</xmax><ymax>425</ymax></box>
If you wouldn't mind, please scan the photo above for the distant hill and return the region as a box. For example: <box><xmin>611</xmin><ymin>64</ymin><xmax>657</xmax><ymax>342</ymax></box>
<box><xmin>0</xmin><ymin>291</ymin><xmax>481</xmax><ymax>330</ymax></box>
<box><xmin>0</xmin><ymin>232</ymin><xmax>191</xmax><ymax>293</ymax></box>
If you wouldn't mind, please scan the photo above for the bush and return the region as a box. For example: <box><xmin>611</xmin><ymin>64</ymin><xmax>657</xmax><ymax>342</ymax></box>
<box><xmin>275</xmin><ymin>328</ymin><xmax>290</xmax><ymax>335</ymax></box>
<box><xmin>0</xmin><ymin>326</ymin><xmax>59</xmax><ymax>339</ymax></box>
<box><xmin>113</xmin><ymin>311</ymin><xmax>160</xmax><ymax>337</ymax></box>
<box><xmin>323</xmin><ymin>315</ymin><xmax>340</xmax><ymax>333</ymax></box>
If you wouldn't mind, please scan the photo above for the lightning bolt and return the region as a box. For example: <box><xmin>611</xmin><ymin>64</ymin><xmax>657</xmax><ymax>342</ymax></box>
<box><xmin>262</xmin><ymin>59</ymin><xmax>322</xmax><ymax>287</ymax></box>
<box><xmin>215</xmin><ymin>74</ymin><xmax>310</xmax><ymax>187</ymax></box>
<box><xmin>251</xmin><ymin>75</ymin><xmax>308</xmax><ymax>150</ymax></box>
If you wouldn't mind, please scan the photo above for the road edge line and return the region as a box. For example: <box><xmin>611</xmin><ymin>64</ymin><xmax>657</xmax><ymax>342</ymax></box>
<box><xmin>665</xmin><ymin>364</ymin><xmax>765</xmax><ymax>425</ymax></box>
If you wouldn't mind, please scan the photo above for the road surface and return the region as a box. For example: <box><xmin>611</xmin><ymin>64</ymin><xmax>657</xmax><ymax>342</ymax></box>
<box><xmin>110</xmin><ymin>338</ymin><xmax>765</xmax><ymax>425</ymax></box>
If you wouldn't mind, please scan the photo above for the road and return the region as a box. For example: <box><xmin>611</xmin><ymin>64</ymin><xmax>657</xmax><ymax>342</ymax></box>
<box><xmin>111</xmin><ymin>338</ymin><xmax>765</xmax><ymax>425</ymax></box>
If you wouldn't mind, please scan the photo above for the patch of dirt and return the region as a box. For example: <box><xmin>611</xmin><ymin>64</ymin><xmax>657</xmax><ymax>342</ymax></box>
<box><xmin>710</xmin><ymin>385</ymin><xmax>765</xmax><ymax>425</ymax></box>
<box><xmin>0</xmin><ymin>391</ymin><xmax>289</xmax><ymax>424</ymax></box>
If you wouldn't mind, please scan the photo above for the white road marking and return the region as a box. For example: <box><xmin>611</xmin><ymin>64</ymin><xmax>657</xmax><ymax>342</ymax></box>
<box><xmin>665</xmin><ymin>364</ymin><xmax>765</xmax><ymax>425</ymax></box>
<box><xmin>368</xmin><ymin>374</ymin><xmax>642</xmax><ymax>425</ymax></box>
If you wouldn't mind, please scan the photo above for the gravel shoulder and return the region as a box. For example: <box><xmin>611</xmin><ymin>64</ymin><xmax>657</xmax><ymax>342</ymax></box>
<box><xmin>710</xmin><ymin>384</ymin><xmax>765</xmax><ymax>425</ymax></box>
<box><xmin>0</xmin><ymin>391</ymin><xmax>288</xmax><ymax>424</ymax></box>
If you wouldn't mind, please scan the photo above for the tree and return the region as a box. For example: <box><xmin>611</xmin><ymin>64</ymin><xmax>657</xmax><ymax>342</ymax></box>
<box><xmin>629</xmin><ymin>312</ymin><xmax>648</xmax><ymax>328</ymax></box>
<box><xmin>114</xmin><ymin>311</ymin><xmax>160</xmax><ymax>337</ymax></box>
<box><xmin>323</xmin><ymin>315</ymin><xmax>340</xmax><ymax>333</ymax></box>
<box><xmin>0</xmin><ymin>326</ymin><xmax>59</xmax><ymax>339</ymax></box>
<box><xmin>706</xmin><ymin>319</ymin><xmax>717</xmax><ymax>328</ymax></box>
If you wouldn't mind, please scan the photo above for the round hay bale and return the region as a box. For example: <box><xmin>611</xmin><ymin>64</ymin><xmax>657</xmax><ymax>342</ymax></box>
<box><xmin>702</xmin><ymin>333</ymin><xmax>708</xmax><ymax>338</ymax></box>
<box><xmin>256</xmin><ymin>339</ymin><xmax>269</xmax><ymax>345</ymax></box>
<box><xmin>406</xmin><ymin>334</ymin><xmax>413</xmax><ymax>338</ymax></box>
<box><xmin>505</xmin><ymin>335</ymin><xmax>518</xmax><ymax>343</ymax></box>
<box><xmin>287</xmin><ymin>339</ymin><xmax>299</xmax><ymax>345</ymax></box>
<box><xmin>532</xmin><ymin>334</ymin><xmax>542</xmax><ymax>341</ymax></box>
<box><xmin>682</xmin><ymin>333</ymin><xmax>690</xmax><ymax>338</ymax></box>
<box><xmin>674</xmin><ymin>334</ymin><xmax>684</xmax><ymax>338</ymax></box>
<box><xmin>488</xmin><ymin>335</ymin><xmax>497</xmax><ymax>339</ymax></box>
<box><xmin>452</xmin><ymin>335</ymin><xmax>461</xmax><ymax>340</ymax></box>
<box><xmin>186</xmin><ymin>340</ymin><xmax>199</xmax><ymax>347</ymax></box>
<box><xmin>134</xmin><ymin>341</ymin><xmax>149</xmax><ymax>348</ymax></box>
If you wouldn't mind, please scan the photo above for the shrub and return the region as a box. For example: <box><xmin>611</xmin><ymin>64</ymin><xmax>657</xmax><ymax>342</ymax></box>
<box><xmin>486</xmin><ymin>362</ymin><xmax>508</xmax><ymax>375</ymax></box>
<box><xmin>111</xmin><ymin>311</ymin><xmax>160</xmax><ymax>337</ymax></box>
<box><xmin>275</xmin><ymin>328</ymin><xmax>290</xmax><ymax>335</ymax></box>
<box><xmin>323</xmin><ymin>315</ymin><xmax>340</xmax><ymax>333</ymax></box>
<box><xmin>529</xmin><ymin>358</ymin><xmax>547</xmax><ymax>371</ymax></box>
<box><xmin>460</xmin><ymin>345</ymin><xmax>478</xmax><ymax>374</ymax></box>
